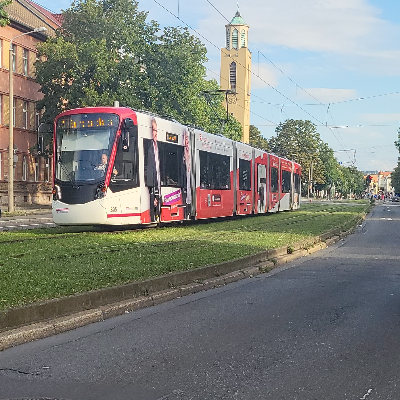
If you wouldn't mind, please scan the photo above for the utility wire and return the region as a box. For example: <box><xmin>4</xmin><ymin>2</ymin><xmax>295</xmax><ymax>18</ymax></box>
<box><xmin>153</xmin><ymin>0</ymin><xmax>278</xmax><ymax>126</ymax></box>
<box><xmin>154</xmin><ymin>0</ymin><xmax>351</xmax><ymax>152</ymax></box>
<box><xmin>200</xmin><ymin>0</ymin><xmax>349</xmax><ymax>150</ymax></box>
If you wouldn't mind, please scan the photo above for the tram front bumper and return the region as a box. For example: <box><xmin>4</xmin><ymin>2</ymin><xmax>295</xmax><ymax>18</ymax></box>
<box><xmin>52</xmin><ymin>200</ymin><xmax>107</xmax><ymax>225</ymax></box>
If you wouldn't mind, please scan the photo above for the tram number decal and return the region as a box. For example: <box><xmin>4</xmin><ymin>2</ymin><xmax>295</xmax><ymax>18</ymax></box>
<box><xmin>110</xmin><ymin>206</ymin><xmax>117</xmax><ymax>213</ymax></box>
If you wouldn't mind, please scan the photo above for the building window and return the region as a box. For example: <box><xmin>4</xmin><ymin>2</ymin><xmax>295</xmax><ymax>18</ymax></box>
<box><xmin>229</xmin><ymin>62</ymin><xmax>236</xmax><ymax>91</ymax></box>
<box><xmin>23</xmin><ymin>49</ymin><xmax>28</xmax><ymax>76</ymax></box>
<box><xmin>241</xmin><ymin>30</ymin><xmax>246</xmax><ymax>47</ymax></box>
<box><xmin>226</xmin><ymin>28</ymin><xmax>230</xmax><ymax>50</ymax></box>
<box><xmin>35</xmin><ymin>109</ymin><xmax>40</xmax><ymax>131</ymax></box>
<box><xmin>22</xmin><ymin>156</ymin><xmax>27</xmax><ymax>181</ymax></box>
<box><xmin>34</xmin><ymin>158</ymin><xmax>39</xmax><ymax>181</ymax></box>
<box><xmin>45</xmin><ymin>159</ymin><xmax>50</xmax><ymax>182</ymax></box>
<box><xmin>23</xmin><ymin>101</ymin><xmax>28</xmax><ymax>129</ymax></box>
<box><xmin>232</xmin><ymin>29</ymin><xmax>238</xmax><ymax>49</ymax></box>
<box><xmin>11</xmin><ymin>44</ymin><xmax>16</xmax><ymax>72</ymax></box>
<box><xmin>13</xmin><ymin>98</ymin><xmax>16</xmax><ymax>127</ymax></box>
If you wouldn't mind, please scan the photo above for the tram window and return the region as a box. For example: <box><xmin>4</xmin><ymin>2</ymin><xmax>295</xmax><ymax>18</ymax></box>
<box><xmin>199</xmin><ymin>150</ymin><xmax>231</xmax><ymax>190</ymax></box>
<box><xmin>158</xmin><ymin>141</ymin><xmax>184</xmax><ymax>187</ymax></box>
<box><xmin>109</xmin><ymin>126</ymin><xmax>139</xmax><ymax>193</ymax></box>
<box><xmin>271</xmin><ymin>167</ymin><xmax>279</xmax><ymax>193</ymax></box>
<box><xmin>294</xmin><ymin>173</ymin><xmax>301</xmax><ymax>192</ymax></box>
<box><xmin>239</xmin><ymin>159</ymin><xmax>251</xmax><ymax>191</ymax></box>
<box><xmin>144</xmin><ymin>138</ymin><xmax>157</xmax><ymax>187</ymax></box>
<box><xmin>282</xmin><ymin>170</ymin><xmax>291</xmax><ymax>193</ymax></box>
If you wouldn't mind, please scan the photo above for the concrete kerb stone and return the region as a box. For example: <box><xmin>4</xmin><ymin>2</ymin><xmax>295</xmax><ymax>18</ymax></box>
<box><xmin>0</xmin><ymin>217</ymin><xmax>366</xmax><ymax>351</ymax></box>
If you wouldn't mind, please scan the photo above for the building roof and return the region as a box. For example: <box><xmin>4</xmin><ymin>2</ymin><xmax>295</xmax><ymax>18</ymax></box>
<box><xmin>6</xmin><ymin>0</ymin><xmax>63</xmax><ymax>34</ymax></box>
<box><xmin>24</xmin><ymin>0</ymin><xmax>63</xmax><ymax>27</ymax></box>
<box><xmin>379</xmin><ymin>171</ymin><xmax>391</xmax><ymax>177</ymax></box>
<box><xmin>230</xmin><ymin>11</ymin><xmax>246</xmax><ymax>25</ymax></box>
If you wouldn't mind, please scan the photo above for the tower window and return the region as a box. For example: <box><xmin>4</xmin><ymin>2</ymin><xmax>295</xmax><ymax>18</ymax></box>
<box><xmin>226</xmin><ymin>28</ymin><xmax>230</xmax><ymax>50</ymax></box>
<box><xmin>232</xmin><ymin>29</ymin><xmax>238</xmax><ymax>49</ymax></box>
<box><xmin>230</xmin><ymin>62</ymin><xmax>237</xmax><ymax>91</ymax></box>
<box><xmin>241</xmin><ymin>30</ymin><xmax>246</xmax><ymax>47</ymax></box>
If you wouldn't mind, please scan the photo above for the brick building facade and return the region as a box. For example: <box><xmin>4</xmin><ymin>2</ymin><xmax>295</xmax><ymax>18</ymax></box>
<box><xmin>0</xmin><ymin>0</ymin><xmax>61</xmax><ymax>206</ymax></box>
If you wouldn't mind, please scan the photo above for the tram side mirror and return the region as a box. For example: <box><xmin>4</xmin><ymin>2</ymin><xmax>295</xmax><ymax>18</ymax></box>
<box><xmin>122</xmin><ymin>118</ymin><xmax>134</xmax><ymax>152</ymax></box>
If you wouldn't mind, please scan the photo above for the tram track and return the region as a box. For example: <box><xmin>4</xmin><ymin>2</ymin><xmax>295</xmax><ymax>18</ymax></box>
<box><xmin>0</xmin><ymin>203</ymin><xmax>363</xmax><ymax>245</ymax></box>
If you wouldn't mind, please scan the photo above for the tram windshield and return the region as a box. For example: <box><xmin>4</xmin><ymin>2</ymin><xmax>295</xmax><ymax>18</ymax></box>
<box><xmin>55</xmin><ymin>113</ymin><xmax>119</xmax><ymax>183</ymax></box>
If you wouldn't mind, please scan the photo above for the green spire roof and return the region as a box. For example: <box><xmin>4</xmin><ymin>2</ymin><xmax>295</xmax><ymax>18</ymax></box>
<box><xmin>230</xmin><ymin>11</ymin><xmax>246</xmax><ymax>25</ymax></box>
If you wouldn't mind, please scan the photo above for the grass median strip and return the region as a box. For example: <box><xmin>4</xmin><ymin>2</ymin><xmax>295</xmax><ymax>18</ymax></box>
<box><xmin>0</xmin><ymin>201</ymin><xmax>371</xmax><ymax>311</ymax></box>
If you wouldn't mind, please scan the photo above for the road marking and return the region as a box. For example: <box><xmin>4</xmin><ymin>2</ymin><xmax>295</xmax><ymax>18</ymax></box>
<box><xmin>360</xmin><ymin>388</ymin><xmax>373</xmax><ymax>399</ymax></box>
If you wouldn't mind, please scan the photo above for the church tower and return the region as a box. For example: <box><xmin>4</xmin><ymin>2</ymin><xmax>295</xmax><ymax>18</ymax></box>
<box><xmin>220</xmin><ymin>10</ymin><xmax>251</xmax><ymax>143</ymax></box>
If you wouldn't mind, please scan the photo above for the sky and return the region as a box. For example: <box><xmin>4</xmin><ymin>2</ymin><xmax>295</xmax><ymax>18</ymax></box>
<box><xmin>36</xmin><ymin>0</ymin><xmax>400</xmax><ymax>172</ymax></box>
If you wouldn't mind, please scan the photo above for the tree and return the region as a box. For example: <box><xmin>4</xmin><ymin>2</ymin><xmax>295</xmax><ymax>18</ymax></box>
<box><xmin>316</xmin><ymin>141</ymin><xmax>341</xmax><ymax>199</ymax></box>
<box><xmin>394</xmin><ymin>127</ymin><xmax>400</xmax><ymax>153</ymax></box>
<box><xmin>0</xmin><ymin>0</ymin><xmax>11</xmax><ymax>27</ymax></box>
<box><xmin>269</xmin><ymin>119</ymin><xmax>325</xmax><ymax>193</ymax></box>
<box><xmin>335</xmin><ymin>165</ymin><xmax>365</xmax><ymax>198</ymax></box>
<box><xmin>249</xmin><ymin>125</ymin><xmax>269</xmax><ymax>151</ymax></box>
<box><xmin>391</xmin><ymin>163</ymin><xmax>400</xmax><ymax>193</ymax></box>
<box><xmin>35</xmin><ymin>0</ymin><xmax>242</xmax><ymax>140</ymax></box>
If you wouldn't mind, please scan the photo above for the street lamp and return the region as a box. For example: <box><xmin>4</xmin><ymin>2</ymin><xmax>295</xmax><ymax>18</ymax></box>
<box><xmin>8</xmin><ymin>26</ymin><xmax>47</xmax><ymax>212</ymax></box>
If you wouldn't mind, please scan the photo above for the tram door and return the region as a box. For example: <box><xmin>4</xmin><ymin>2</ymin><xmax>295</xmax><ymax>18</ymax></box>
<box><xmin>257</xmin><ymin>164</ymin><xmax>267</xmax><ymax>213</ymax></box>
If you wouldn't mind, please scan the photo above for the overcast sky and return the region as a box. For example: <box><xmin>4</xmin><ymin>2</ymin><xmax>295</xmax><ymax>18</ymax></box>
<box><xmin>36</xmin><ymin>0</ymin><xmax>400</xmax><ymax>172</ymax></box>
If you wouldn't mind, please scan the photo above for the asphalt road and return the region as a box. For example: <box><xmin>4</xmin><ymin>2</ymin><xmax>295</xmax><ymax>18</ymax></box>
<box><xmin>1</xmin><ymin>202</ymin><xmax>400</xmax><ymax>400</ymax></box>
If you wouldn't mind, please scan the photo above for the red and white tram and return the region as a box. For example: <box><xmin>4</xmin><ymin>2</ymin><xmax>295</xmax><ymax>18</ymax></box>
<box><xmin>52</xmin><ymin>106</ymin><xmax>301</xmax><ymax>225</ymax></box>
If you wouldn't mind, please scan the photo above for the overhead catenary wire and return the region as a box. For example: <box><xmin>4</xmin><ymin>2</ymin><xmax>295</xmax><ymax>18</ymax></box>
<box><xmin>152</xmin><ymin>0</ymin><xmax>377</xmax><ymax>160</ymax></box>
<box><xmin>152</xmin><ymin>0</ymin><xmax>279</xmax><ymax>127</ymax></box>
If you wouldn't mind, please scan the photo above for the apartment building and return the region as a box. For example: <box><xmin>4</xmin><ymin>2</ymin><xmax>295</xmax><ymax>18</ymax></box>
<box><xmin>0</xmin><ymin>0</ymin><xmax>61</xmax><ymax>206</ymax></box>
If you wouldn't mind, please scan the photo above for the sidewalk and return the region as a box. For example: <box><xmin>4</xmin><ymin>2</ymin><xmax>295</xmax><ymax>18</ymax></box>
<box><xmin>0</xmin><ymin>205</ymin><xmax>55</xmax><ymax>231</ymax></box>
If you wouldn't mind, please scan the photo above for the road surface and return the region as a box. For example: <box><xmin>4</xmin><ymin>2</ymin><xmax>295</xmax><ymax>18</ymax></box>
<box><xmin>1</xmin><ymin>202</ymin><xmax>400</xmax><ymax>399</ymax></box>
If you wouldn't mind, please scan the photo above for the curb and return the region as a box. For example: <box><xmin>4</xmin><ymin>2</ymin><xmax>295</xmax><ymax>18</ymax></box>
<box><xmin>0</xmin><ymin>213</ymin><xmax>368</xmax><ymax>351</ymax></box>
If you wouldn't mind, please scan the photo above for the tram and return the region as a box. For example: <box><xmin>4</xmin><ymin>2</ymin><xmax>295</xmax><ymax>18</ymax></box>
<box><xmin>51</xmin><ymin>106</ymin><xmax>301</xmax><ymax>225</ymax></box>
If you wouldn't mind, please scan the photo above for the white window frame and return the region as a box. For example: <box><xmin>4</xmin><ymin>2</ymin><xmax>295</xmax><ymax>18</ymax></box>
<box><xmin>22</xmin><ymin>156</ymin><xmax>27</xmax><ymax>181</ymax></box>
<box><xmin>35</xmin><ymin>109</ymin><xmax>40</xmax><ymax>131</ymax></box>
<box><xmin>23</xmin><ymin>48</ymin><xmax>28</xmax><ymax>76</ymax></box>
<box><xmin>45</xmin><ymin>159</ymin><xmax>50</xmax><ymax>182</ymax></box>
<box><xmin>11</xmin><ymin>44</ymin><xmax>16</xmax><ymax>72</ymax></box>
<box><xmin>23</xmin><ymin>101</ymin><xmax>28</xmax><ymax>129</ymax></box>
<box><xmin>34</xmin><ymin>157</ymin><xmax>39</xmax><ymax>182</ymax></box>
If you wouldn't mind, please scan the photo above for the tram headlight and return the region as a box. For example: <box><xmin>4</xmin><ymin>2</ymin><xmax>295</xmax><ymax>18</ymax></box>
<box><xmin>95</xmin><ymin>183</ymin><xmax>107</xmax><ymax>199</ymax></box>
<box><xmin>52</xmin><ymin>185</ymin><xmax>61</xmax><ymax>200</ymax></box>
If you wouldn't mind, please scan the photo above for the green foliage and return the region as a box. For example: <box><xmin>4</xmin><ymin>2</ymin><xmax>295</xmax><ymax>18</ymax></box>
<box><xmin>268</xmin><ymin>119</ymin><xmax>366</xmax><ymax>198</ymax></box>
<box><xmin>394</xmin><ymin>127</ymin><xmax>400</xmax><ymax>153</ymax></box>
<box><xmin>0</xmin><ymin>0</ymin><xmax>11</xmax><ymax>27</ymax></box>
<box><xmin>335</xmin><ymin>165</ymin><xmax>366</xmax><ymax>197</ymax></box>
<box><xmin>35</xmin><ymin>0</ymin><xmax>237</xmax><ymax>140</ymax></box>
<box><xmin>391</xmin><ymin>162</ymin><xmax>400</xmax><ymax>192</ymax></box>
<box><xmin>269</xmin><ymin>119</ymin><xmax>325</xmax><ymax>188</ymax></box>
<box><xmin>249</xmin><ymin>125</ymin><xmax>269</xmax><ymax>151</ymax></box>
